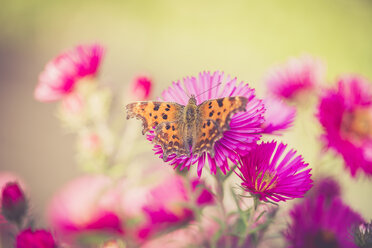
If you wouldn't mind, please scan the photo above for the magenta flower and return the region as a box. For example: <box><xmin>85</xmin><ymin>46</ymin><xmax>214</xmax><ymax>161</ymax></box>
<box><xmin>265</xmin><ymin>55</ymin><xmax>325</xmax><ymax>101</ymax></box>
<box><xmin>47</xmin><ymin>175</ymin><xmax>123</xmax><ymax>244</ymax></box>
<box><xmin>285</xmin><ymin>195</ymin><xmax>364</xmax><ymax>248</ymax></box>
<box><xmin>35</xmin><ymin>43</ymin><xmax>104</xmax><ymax>102</ymax></box>
<box><xmin>317</xmin><ymin>75</ymin><xmax>372</xmax><ymax>176</ymax></box>
<box><xmin>147</xmin><ymin>71</ymin><xmax>265</xmax><ymax>176</ymax></box>
<box><xmin>16</xmin><ymin>229</ymin><xmax>56</xmax><ymax>248</ymax></box>
<box><xmin>309</xmin><ymin>177</ymin><xmax>341</xmax><ymax>202</ymax></box>
<box><xmin>1</xmin><ymin>182</ymin><xmax>27</xmax><ymax>223</ymax></box>
<box><xmin>236</xmin><ymin>141</ymin><xmax>312</xmax><ymax>202</ymax></box>
<box><xmin>262</xmin><ymin>96</ymin><xmax>296</xmax><ymax>134</ymax></box>
<box><xmin>131</xmin><ymin>75</ymin><xmax>153</xmax><ymax>100</ymax></box>
<box><xmin>136</xmin><ymin>175</ymin><xmax>214</xmax><ymax>241</ymax></box>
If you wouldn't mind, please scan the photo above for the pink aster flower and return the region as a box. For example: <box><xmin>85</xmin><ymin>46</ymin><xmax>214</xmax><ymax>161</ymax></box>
<box><xmin>136</xmin><ymin>175</ymin><xmax>214</xmax><ymax>241</ymax></box>
<box><xmin>317</xmin><ymin>75</ymin><xmax>372</xmax><ymax>176</ymax></box>
<box><xmin>285</xmin><ymin>195</ymin><xmax>364</xmax><ymax>248</ymax></box>
<box><xmin>148</xmin><ymin>71</ymin><xmax>265</xmax><ymax>176</ymax></box>
<box><xmin>265</xmin><ymin>55</ymin><xmax>325</xmax><ymax>101</ymax></box>
<box><xmin>236</xmin><ymin>141</ymin><xmax>312</xmax><ymax>202</ymax></box>
<box><xmin>16</xmin><ymin>229</ymin><xmax>57</xmax><ymax>248</ymax></box>
<box><xmin>47</xmin><ymin>175</ymin><xmax>123</xmax><ymax>245</ymax></box>
<box><xmin>35</xmin><ymin>43</ymin><xmax>104</xmax><ymax>102</ymax></box>
<box><xmin>261</xmin><ymin>96</ymin><xmax>296</xmax><ymax>134</ymax></box>
<box><xmin>131</xmin><ymin>75</ymin><xmax>153</xmax><ymax>100</ymax></box>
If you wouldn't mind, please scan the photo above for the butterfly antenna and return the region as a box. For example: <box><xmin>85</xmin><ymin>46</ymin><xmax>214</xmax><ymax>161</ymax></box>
<box><xmin>195</xmin><ymin>82</ymin><xmax>222</xmax><ymax>98</ymax></box>
<box><xmin>179</xmin><ymin>81</ymin><xmax>191</xmax><ymax>98</ymax></box>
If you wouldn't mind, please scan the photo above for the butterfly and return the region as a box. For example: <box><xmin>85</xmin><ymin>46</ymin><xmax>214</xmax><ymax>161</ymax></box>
<box><xmin>126</xmin><ymin>95</ymin><xmax>248</xmax><ymax>161</ymax></box>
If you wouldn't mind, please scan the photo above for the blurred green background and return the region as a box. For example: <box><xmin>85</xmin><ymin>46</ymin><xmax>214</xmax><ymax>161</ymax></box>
<box><xmin>0</xmin><ymin>0</ymin><xmax>371</xmax><ymax>225</ymax></box>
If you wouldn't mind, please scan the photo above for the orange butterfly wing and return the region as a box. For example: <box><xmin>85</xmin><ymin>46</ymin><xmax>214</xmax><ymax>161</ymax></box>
<box><xmin>152</xmin><ymin>121</ymin><xmax>189</xmax><ymax>161</ymax></box>
<box><xmin>126</xmin><ymin>102</ymin><xmax>183</xmax><ymax>134</ymax></box>
<box><xmin>194</xmin><ymin>96</ymin><xmax>248</xmax><ymax>156</ymax></box>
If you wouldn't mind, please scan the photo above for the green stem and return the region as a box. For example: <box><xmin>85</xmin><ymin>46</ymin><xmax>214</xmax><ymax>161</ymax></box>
<box><xmin>223</xmin><ymin>164</ymin><xmax>237</xmax><ymax>182</ymax></box>
<box><xmin>253</xmin><ymin>196</ymin><xmax>260</xmax><ymax>211</ymax></box>
<box><xmin>215</xmin><ymin>172</ymin><xmax>231</xmax><ymax>247</ymax></box>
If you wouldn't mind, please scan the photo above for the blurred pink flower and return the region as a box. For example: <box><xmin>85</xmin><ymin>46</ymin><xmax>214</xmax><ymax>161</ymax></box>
<box><xmin>309</xmin><ymin>177</ymin><xmax>341</xmax><ymax>203</ymax></box>
<box><xmin>261</xmin><ymin>96</ymin><xmax>296</xmax><ymax>134</ymax></box>
<box><xmin>131</xmin><ymin>75</ymin><xmax>153</xmax><ymax>100</ymax></box>
<box><xmin>136</xmin><ymin>175</ymin><xmax>214</xmax><ymax>241</ymax></box>
<box><xmin>317</xmin><ymin>75</ymin><xmax>372</xmax><ymax>177</ymax></box>
<box><xmin>266</xmin><ymin>55</ymin><xmax>325</xmax><ymax>101</ymax></box>
<box><xmin>285</xmin><ymin>195</ymin><xmax>364</xmax><ymax>248</ymax></box>
<box><xmin>236</xmin><ymin>141</ymin><xmax>313</xmax><ymax>202</ymax></box>
<box><xmin>35</xmin><ymin>43</ymin><xmax>104</xmax><ymax>102</ymax></box>
<box><xmin>16</xmin><ymin>229</ymin><xmax>56</xmax><ymax>248</ymax></box>
<box><xmin>0</xmin><ymin>172</ymin><xmax>26</xmax><ymax>196</ymax></box>
<box><xmin>47</xmin><ymin>175</ymin><xmax>123</xmax><ymax>245</ymax></box>
<box><xmin>1</xmin><ymin>182</ymin><xmax>27</xmax><ymax>224</ymax></box>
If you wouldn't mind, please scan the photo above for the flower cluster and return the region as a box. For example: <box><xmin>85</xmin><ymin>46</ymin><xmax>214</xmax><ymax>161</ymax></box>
<box><xmin>265</xmin><ymin>55</ymin><xmax>325</xmax><ymax>102</ymax></box>
<box><xmin>2</xmin><ymin>42</ymin><xmax>370</xmax><ymax>248</ymax></box>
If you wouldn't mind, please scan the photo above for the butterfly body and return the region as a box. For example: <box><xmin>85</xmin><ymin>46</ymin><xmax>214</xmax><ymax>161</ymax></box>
<box><xmin>126</xmin><ymin>95</ymin><xmax>248</xmax><ymax>161</ymax></box>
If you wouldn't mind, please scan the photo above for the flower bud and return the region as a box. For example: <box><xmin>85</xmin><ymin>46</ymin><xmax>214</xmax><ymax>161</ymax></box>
<box><xmin>353</xmin><ymin>221</ymin><xmax>372</xmax><ymax>248</ymax></box>
<box><xmin>131</xmin><ymin>75</ymin><xmax>153</xmax><ymax>100</ymax></box>
<box><xmin>16</xmin><ymin>229</ymin><xmax>56</xmax><ymax>248</ymax></box>
<box><xmin>1</xmin><ymin>182</ymin><xmax>27</xmax><ymax>224</ymax></box>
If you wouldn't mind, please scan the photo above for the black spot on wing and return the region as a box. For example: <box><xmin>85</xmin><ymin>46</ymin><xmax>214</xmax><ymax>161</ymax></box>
<box><xmin>162</xmin><ymin>114</ymin><xmax>168</xmax><ymax>120</ymax></box>
<box><xmin>153</xmin><ymin>103</ymin><xmax>160</xmax><ymax>111</ymax></box>
<box><xmin>217</xmin><ymin>98</ymin><xmax>224</xmax><ymax>107</ymax></box>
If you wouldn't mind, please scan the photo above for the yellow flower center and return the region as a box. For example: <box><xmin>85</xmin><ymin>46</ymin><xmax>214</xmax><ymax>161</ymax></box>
<box><xmin>341</xmin><ymin>108</ymin><xmax>372</xmax><ymax>144</ymax></box>
<box><xmin>255</xmin><ymin>171</ymin><xmax>277</xmax><ymax>191</ymax></box>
